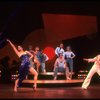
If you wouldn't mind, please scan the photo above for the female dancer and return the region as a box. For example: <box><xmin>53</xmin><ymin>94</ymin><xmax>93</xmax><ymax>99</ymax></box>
<box><xmin>7</xmin><ymin>39</ymin><xmax>38</xmax><ymax>92</ymax></box>
<box><xmin>64</xmin><ymin>46</ymin><xmax>75</xmax><ymax>79</ymax></box>
<box><xmin>82</xmin><ymin>55</ymin><xmax>100</xmax><ymax>89</ymax></box>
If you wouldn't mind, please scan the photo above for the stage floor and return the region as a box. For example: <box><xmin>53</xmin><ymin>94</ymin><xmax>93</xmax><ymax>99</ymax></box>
<box><xmin>0</xmin><ymin>84</ymin><xmax>100</xmax><ymax>99</ymax></box>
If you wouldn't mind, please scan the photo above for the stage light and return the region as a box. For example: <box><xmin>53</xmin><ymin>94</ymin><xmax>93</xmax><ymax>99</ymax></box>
<box><xmin>11</xmin><ymin>73</ymin><xmax>18</xmax><ymax>81</ymax></box>
<box><xmin>14</xmin><ymin>75</ymin><xmax>16</xmax><ymax>77</ymax></box>
<box><xmin>0</xmin><ymin>70</ymin><xmax>1</xmax><ymax>73</ymax></box>
<box><xmin>43</xmin><ymin>47</ymin><xmax>55</xmax><ymax>60</ymax></box>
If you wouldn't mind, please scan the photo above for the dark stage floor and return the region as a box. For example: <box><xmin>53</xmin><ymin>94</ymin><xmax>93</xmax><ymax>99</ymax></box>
<box><xmin>0</xmin><ymin>84</ymin><xmax>100</xmax><ymax>99</ymax></box>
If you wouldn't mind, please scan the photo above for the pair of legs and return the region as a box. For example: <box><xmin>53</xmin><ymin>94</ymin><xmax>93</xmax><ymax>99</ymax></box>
<box><xmin>40</xmin><ymin>62</ymin><xmax>46</xmax><ymax>73</ymax></box>
<box><xmin>26</xmin><ymin>59</ymin><xmax>35</xmax><ymax>79</ymax></box>
<box><xmin>34</xmin><ymin>58</ymin><xmax>40</xmax><ymax>72</ymax></box>
<box><xmin>14</xmin><ymin>67</ymin><xmax>38</xmax><ymax>92</ymax></box>
<box><xmin>53</xmin><ymin>67</ymin><xmax>70</xmax><ymax>80</ymax></box>
<box><xmin>66</xmin><ymin>58</ymin><xmax>73</xmax><ymax>79</ymax></box>
<box><xmin>82</xmin><ymin>64</ymin><xmax>100</xmax><ymax>89</ymax></box>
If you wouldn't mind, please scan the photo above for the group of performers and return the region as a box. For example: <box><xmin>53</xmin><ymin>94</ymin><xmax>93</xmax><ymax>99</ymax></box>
<box><xmin>54</xmin><ymin>43</ymin><xmax>75</xmax><ymax>80</ymax></box>
<box><xmin>6</xmin><ymin>39</ymin><xmax>100</xmax><ymax>92</ymax></box>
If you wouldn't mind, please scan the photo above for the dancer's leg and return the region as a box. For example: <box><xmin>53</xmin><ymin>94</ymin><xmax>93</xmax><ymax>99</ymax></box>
<box><xmin>97</xmin><ymin>67</ymin><xmax>100</xmax><ymax>76</ymax></box>
<box><xmin>29</xmin><ymin>67</ymin><xmax>38</xmax><ymax>91</ymax></box>
<box><xmin>82</xmin><ymin>65</ymin><xmax>97</xmax><ymax>89</ymax></box>
<box><xmin>68</xmin><ymin>59</ymin><xmax>73</xmax><ymax>79</ymax></box>
<box><xmin>34</xmin><ymin>59</ymin><xmax>40</xmax><ymax>72</ymax></box>
<box><xmin>14</xmin><ymin>79</ymin><xmax>19</xmax><ymax>92</ymax></box>
<box><xmin>53</xmin><ymin>67</ymin><xmax>58</xmax><ymax>80</ymax></box>
<box><xmin>65</xmin><ymin>67</ymin><xmax>71</xmax><ymax>80</ymax></box>
<box><xmin>41</xmin><ymin>63</ymin><xmax>46</xmax><ymax>73</ymax></box>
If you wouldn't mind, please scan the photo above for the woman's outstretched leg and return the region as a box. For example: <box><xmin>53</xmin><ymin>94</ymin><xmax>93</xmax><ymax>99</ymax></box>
<box><xmin>14</xmin><ymin>79</ymin><xmax>19</xmax><ymax>92</ymax></box>
<box><xmin>29</xmin><ymin>67</ymin><xmax>38</xmax><ymax>91</ymax></box>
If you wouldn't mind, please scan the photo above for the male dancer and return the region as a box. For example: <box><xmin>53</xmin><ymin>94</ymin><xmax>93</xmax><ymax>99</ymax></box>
<box><xmin>82</xmin><ymin>55</ymin><xmax>100</xmax><ymax>89</ymax></box>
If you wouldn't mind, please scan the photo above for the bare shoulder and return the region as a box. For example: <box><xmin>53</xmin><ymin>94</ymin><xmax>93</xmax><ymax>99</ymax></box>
<box><xmin>56</xmin><ymin>58</ymin><xmax>59</xmax><ymax>62</ymax></box>
<box><xmin>25</xmin><ymin>50</ymin><xmax>29</xmax><ymax>53</ymax></box>
<box><xmin>97</xmin><ymin>55</ymin><xmax>100</xmax><ymax>58</ymax></box>
<box><xmin>24</xmin><ymin>50</ymin><xmax>29</xmax><ymax>54</ymax></box>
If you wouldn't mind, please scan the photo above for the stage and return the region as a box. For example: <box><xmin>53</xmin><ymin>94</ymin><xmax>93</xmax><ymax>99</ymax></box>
<box><xmin>0</xmin><ymin>83</ymin><xmax>100</xmax><ymax>99</ymax></box>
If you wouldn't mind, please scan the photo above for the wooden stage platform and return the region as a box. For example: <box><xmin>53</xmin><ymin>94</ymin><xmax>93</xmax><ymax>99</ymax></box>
<box><xmin>22</xmin><ymin>72</ymin><xmax>83</xmax><ymax>87</ymax></box>
<box><xmin>29</xmin><ymin>72</ymin><xmax>75</xmax><ymax>75</ymax></box>
<box><xmin>23</xmin><ymin>79</ymin><xmax>83</xmax><ymax>84</ymax></box>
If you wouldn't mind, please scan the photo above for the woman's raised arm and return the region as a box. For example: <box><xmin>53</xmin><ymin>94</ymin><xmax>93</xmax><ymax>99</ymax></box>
<box><xmin>7</xmin><ymin>39</ymin><xmax>20</xmax><ymax>57</ymax></box>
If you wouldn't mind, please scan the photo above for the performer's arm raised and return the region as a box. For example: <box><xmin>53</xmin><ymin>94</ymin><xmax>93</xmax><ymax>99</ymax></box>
<box><xmin>83</xmin><ymin>57</ymin><xmax>97</xmax><ymax>63</ymax></box>
<box><xmin>7</xmin><ymin>39</ymin><xmax>20</xmax><ymax>57</ymax></box>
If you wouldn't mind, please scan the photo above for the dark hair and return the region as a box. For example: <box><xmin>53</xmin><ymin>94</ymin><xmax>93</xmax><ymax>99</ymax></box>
<box><xmin>58</xmin><ymin>52</ymin><xmax>63</xmax><ymax>57</ymax></box>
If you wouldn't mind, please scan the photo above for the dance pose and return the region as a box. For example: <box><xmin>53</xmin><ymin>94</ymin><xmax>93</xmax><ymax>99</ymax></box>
<box><xmin>26</xmin><ymin>45</ymin><xmax>35</xmax><ymax>79</ymax></box>
<box><xmin>28</xmin><ymin>45</ymin><xmax>34</xmax><ymax>55</ymax></box>
<box><xmin>64</xmin><ymin>46</ymin><xmax>75</xmax><ymax>79</ymax></box>
<box><xmin>7</xmin><ymin>39</ymin><xmax>38</xmax><ymax>92</ymax></box>
<box><xmin>28</xmin><ymin>45</ymin><xmax>35</xmax><ymax>68</ymax></box>
<box><xmin>82</xmin><ymin>55</ymin><xmax>100</xmax><ymax>89</ymax></box>
<box><xmin>37</xmin><ymin>49</ymin><xmax>49</xmax><ymax>73</ymax></box>
<box><xmin>55</xmin><ymin>43</ymin><xmax>65</xmax><ymax>57</ymax></box>
<box><xmin>53</xmin><ymin>52</ymin><xmax>70</xmax><ymax>80</ymax></box>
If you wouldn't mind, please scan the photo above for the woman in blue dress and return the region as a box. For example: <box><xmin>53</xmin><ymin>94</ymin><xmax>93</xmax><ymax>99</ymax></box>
<box><xmin>7</xmin><ymin>39</ymin><xmax>38</xmax><ymax>92</ymax></box>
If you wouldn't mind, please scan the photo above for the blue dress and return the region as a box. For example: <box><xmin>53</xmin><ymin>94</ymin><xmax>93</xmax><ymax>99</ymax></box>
<box><xmin>18</xmin><ymin>54</ymin><xmax>30</xmax><ymax>87</ymax></box>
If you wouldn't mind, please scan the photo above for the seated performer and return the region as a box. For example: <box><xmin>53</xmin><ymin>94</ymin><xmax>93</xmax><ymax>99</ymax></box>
<box><xmin>53</xmin><ymin>52</ymin><xmax>71</xmax><ymax>80</ymax></box>
<box><xmin>82</xmin><ymin>55</ymin><xmax>100</xmax><ymax>90</ymax></box>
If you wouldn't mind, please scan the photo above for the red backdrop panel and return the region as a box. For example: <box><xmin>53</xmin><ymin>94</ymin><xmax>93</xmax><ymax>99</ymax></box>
<box><xmin>42</xmin><ymin>14</ymin><xmax>97</xmax><ymax>43</ymax></box>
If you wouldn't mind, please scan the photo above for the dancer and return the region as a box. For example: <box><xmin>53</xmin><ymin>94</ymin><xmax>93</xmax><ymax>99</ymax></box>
<box><xmin>28</xmin><ymin>45</ymin><xmax>34</xmax><ymax>55</ymax></box>
<box><xmin>7</xmin><ymin>39</ymin><xmax>38</xmax><ymax>92</ymax></box>
<box><xmin>26</xmin><ymin>45</ymin><xmax>35</xmax><ymax>79</ymax></box>
<box><xmin>55</xmin><ymin>43</ymin><xmax>65</xmax><ymax>57</ymax></box>
<box><xmin>82</xmin><ymin>55</ymin><xmax>100</xmax><ymax>90</ymax></box>
<box><xmin>37</xmin><ymin>49</ymin><xmax>49</xmax><ymax>73</ymax></box>
<box><xmin>64</xmin><ymin>46</ymin><xmax>75</xmax><ymax>79</ymax></box>
<box><xmin>53</xmin><ymin>52</ymin><xmax>70</xmax><ymax>80</ymax></box>
<box><xmin>28</xmin><ymin>45</ymin><xmax>35</xmax><ymax>68</ymax></box>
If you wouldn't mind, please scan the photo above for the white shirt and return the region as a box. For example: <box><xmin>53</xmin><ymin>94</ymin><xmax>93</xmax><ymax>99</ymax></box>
<box><xmin>55</xmin><ymin>47</ymin><xmax>65</xmax><ymax>56</ymax></box>
<box><xmin>64</xmin><ymin>51</ymin><xmax>75</xmax><ymax>59</ymax></box>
